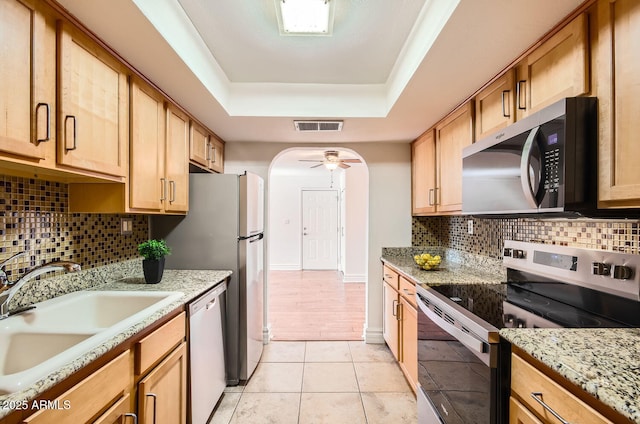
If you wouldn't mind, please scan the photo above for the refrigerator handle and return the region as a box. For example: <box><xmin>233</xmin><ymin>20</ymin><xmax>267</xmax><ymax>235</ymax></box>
<box><xmin>249</xmin><ymin>233</ymin><xmax>264</xmax><ymax>243</ymax></box>
<box><xmin>239</xmin><ymin>233</ymin><xmax>263</xmax><ymax>242</ymax></box>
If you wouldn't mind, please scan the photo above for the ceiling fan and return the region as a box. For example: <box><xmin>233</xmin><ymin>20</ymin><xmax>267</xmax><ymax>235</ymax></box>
<box><xmin>299</xmin><ymin>150</ymin><xmax>362</xmax><ymax>170</ymax></box>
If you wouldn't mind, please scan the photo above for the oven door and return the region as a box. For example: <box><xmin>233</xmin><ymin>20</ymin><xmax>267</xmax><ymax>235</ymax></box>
<box><xmin>417</xmin><ymin>289</ymin><xmax>498</xmax><ymax>424</ymax></box>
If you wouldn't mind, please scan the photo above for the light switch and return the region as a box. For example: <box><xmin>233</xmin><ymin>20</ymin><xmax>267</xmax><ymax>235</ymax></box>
<box><xmin>121</xmin><ymin>218</ymin><xmax>133</xmax><ymax>235</ymax></box>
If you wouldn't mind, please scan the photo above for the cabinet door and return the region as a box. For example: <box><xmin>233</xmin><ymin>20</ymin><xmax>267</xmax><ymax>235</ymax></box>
<box><xmin>596</xmin><ymin>0</ymin><xmax>640</xmax><ymax>206</ymax></box>
<box><xmin>130</xmin><ymin>77</ymin><xmax>164</xmax><ymax>211</ymax></box>
<box><xmin>189</xmin><ymin>121</ymin><xmax>210</xmax><ymax>169</ymax></box>
<box><xmin>165</xmin><ymin>105</ymin><xmax>189</xmax><ymax>213</ymax></box>
<box><xmin>436</xmin><ymin>102</ymin><xmax>473</xmax><ymax>213</ymax></box>
<box><xmin>399</xmin><ymin>297</ymin><xmax>417</xmax><ymax>393</ymax></box>
<box><xmin>509</xmin><ymin>397</ymin><xmax>543</xmax><ymax>424</ymax></box>
<box><xmin>138</xmin><ymin>342</ymin><xmax>187</xmax><ymax>424</ymax></box>
<box><xmin>516</xmin><ymin>13</ymin><xmax>589</xmax><ymax>119</ymax></box>
<box><xmin>412</xmin><ymin>129</ymin><xmax>437</xmax><ymax>215</ymax></box>
<box><xmin>475</xmin><ymin>69</ymin><xmax>515</xmax><ymax>140</ymax></box>
<box><xmin>0</xmin><ymin>0</ymin><xmax>54</xmax><ymax>162</ymax></box>
<box><xmin>209</xmin><ymin>134</ymin><xmax>225</xmax><ymax>173</ymax></box>
<box><xmin>383</xmin><ymin>281</ymin><xmax>400</xmax><ymax>361</ymax></box>
<box><xmin>57</xmin><ymin>21</ymin><xmax>128</xmax><ymax>177</ymax></box>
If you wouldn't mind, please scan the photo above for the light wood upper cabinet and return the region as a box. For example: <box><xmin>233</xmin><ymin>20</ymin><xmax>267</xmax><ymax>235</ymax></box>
<box><xmin>130</xmin><ymin>76</ymin><xmax>165</xmax><ymax>212</ymax></box>
<box><xmin>435</xmin><ymin>102</ymin><xmax>474</xmax><ymax>213</ymax></box>
<box><xmin>165</xmin><ymin>105</ymin><xmax>190</xmax><ymax>213</ymax></box>
<box><xmin>595</xmin><ymin>0</ymin><xmax>640</xmax><ymax>207</ymax></box>
<box><xmin>57</xmin><ymin>21</ymin><xmax>128</xmax><ymax>178</ymax></box>
<box><xmin>189</xmin><ymin>121</ymin><xmax>224</xmax><ymax>173</ymax></box>
<box><xmin>515</xmin><ymin>13</ymin><xmax>589</xmax><ymax>120</ymax></box>
<box><xmin>412</xmin><ymin>129</ymin><xmax>437</xmax><ymax>215</ymax></box>
<box><xmin>209</xmin><ymin>134</ymin><xmax>225</xmax><ymax>174</ymax></box>
<box><xmin>475</xmin><ymin>69</ymin><xmax>515</xmax><ymax>140</ymax></box>
<box><xmin>138</xmin><ymin>342</ymin><xmax>187</xmax><ymax>424</ymax></box>
<box><xmin>0</xmin><ymin>0</ymin><xmax>55</xmax><ymax>164</ymax></box>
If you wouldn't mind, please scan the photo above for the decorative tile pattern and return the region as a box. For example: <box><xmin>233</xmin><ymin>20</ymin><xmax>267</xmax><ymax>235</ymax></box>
<box><xmin>0</xmin><ymin>175</ymin><xmax>147</xmax><ymax>279</ymax></box>
<box><xmin>413</xmin><ymin>216</ymin><xmax>640</xmax><ymax>258</ymax></box>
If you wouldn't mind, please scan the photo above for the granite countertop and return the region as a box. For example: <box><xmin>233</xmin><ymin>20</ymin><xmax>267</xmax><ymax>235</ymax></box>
<box><xmin>0</xmin><ymin>265</ymin><xmax>231</xmax><ymax>419</ymax></box>
<box><xmin>381</xmin><ymin>246</ymin><xmax>505</xmax><ymax>286</ymax></box>
<box><xmin>501</xmin><ymin>328</ymin><xmax>640</xmax><ymax>423</ymax></box>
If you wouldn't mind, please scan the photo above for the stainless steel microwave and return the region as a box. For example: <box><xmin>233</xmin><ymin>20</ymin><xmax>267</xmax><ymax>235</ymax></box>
<box><xmin>462</xmin><ymin>97</ymin><xmax>597</xmax><ymax>216</ymax></box>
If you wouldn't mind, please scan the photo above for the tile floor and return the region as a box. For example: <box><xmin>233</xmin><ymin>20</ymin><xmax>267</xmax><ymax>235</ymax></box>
<box><xmin>209</xmin><ymin>341</ymin><xmax>417</xmax><ymax>424</ymax></box>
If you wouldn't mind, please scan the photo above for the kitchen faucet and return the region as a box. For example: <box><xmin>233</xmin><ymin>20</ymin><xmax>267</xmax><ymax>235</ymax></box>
<box><xmin>0</xmin><ymin>258</ymin><xmax>81</xmax><ymax>319</ymax></box>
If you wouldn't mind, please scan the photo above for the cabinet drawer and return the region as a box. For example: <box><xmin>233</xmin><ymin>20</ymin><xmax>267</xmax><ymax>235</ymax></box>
<box><xmin>511</xmin><ymin>354</ymin><xmax>612</xmax><ymax>424</ymax></box>
<box><xmin>399</xmin><ymin>276</ymin><xmax>416</xmax><ymax>308</ymax></box>
<box><xmin>136</xmin><ymin>312</ymin><xmax>186</xmax><ymax>376</ymax></box>
<box><xmin>24</xmin><ymin>351</ymin><xmax>131</xmax><ymax>424</ymax></box>
<box><xmin>382</xmin><ymin>265</ymin><xmax>399</xmax><ymax>289</ymax></box>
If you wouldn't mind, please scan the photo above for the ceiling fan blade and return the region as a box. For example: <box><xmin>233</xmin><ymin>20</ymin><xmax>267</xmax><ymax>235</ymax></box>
<box><xmin>341</xmin><ymin>159</ymin><xmax>362</xmax><ymax>163</ymax></box>
<box><xmin>310</xmin><ymin>163</ymin><xmax>324</xmax><ymax>168</ymax></box>
<box><xmin>338</xmin><ymin>162</ymin><xmax>350</xmax><ymax>169</ymax></box>
<box><xmin>299</xmin><ymin>159</ymin><xmax>323</xmax><ymax>162</ymax></box>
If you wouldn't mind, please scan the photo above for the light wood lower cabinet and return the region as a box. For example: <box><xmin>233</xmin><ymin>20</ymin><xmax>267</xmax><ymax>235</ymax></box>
<box><xmin>22</xmin><ymin>351</ymin><xmax>132</xmax><ymax>424</ymax></box>
<box><xmin>138</xmin><ymin>342</ymin><xmax>187</xmax><ymax>424</ymax></box>
<box><xmin>382</xmin><ymin>264</ymin><xmax>418</xmax><ymax>393</ymax></box>
<box><xmin>510</xmin><ymin>353</ymin><xmax>613</xmax><ymax>424</ymax></box>
<box><xmin>93</xmin><ymin>393</ymin><xmax>136</xmax><ymax>424</ymax></box>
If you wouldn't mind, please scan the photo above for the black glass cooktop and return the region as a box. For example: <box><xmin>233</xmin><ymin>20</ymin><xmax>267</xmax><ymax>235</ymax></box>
<box><xmin>430</xmin><ymin>270</ymin><xmax>640</xmax><ymax>329</ymax></box>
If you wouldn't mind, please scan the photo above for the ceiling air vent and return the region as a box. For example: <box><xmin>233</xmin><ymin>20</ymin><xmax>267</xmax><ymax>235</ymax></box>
<box><xmin>294</xmin><ymin>120</ymin><xmax>343</xmax><ymax>132</ymax></box>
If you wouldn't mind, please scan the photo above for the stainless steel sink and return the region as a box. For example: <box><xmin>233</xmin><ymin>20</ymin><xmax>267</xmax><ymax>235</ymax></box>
<box><xmin>0</xmin><ymin>290</ymin><xmax>184</xmax><ymax>395</ymax></box>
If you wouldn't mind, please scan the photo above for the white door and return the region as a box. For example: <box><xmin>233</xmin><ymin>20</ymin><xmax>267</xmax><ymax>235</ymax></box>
<box><xmin>302</xmin><ymin>190</ymin><xmax>338</xmax><ymax>270</ymax></box>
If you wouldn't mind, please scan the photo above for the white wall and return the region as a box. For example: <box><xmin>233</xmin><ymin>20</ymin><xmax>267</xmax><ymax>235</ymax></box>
<box><xmin>343</xmin><ymin>164</ymin><xmax>368</xmax><ymax>282</ymax></box>
<box><xmin>269</xmin><ymin>170</ymin><xmax>338</xmax><ymax>270</ymax></box>
<box><xmin>224</xmin><ymin>142</ymin><xmax>411</xmax><ymax>343</ymax></box>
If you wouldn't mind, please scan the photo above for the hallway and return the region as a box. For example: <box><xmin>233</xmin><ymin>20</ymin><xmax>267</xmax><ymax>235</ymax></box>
<box><xmin>268</xmin><ymin>270</ymin><xmax>366</xmax><ymax>341</ymax></box>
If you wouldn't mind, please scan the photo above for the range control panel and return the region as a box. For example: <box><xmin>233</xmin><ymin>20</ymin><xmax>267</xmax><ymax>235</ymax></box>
<box><xmin>503</xmin><ymin>240</ymin><xmax>640</xmax><ymax>301</ymax></box>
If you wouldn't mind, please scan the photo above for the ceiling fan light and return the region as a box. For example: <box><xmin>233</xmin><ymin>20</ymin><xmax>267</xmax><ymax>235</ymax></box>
<box><xmin>324</xmin><ymin>162</ymin><xmax>339</xmax><ymax>170</ymax></box>
<box><xmin>276</xmin><ymin>0</ymin><xmax>334</xmax><ymax>35</ymax></box>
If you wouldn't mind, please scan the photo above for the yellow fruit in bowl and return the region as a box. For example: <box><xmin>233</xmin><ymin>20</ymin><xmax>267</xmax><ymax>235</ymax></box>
<box><xmin>414</xmin><ymin>253</ymin><xmax>441</xmax><ymax>270</ymax></box>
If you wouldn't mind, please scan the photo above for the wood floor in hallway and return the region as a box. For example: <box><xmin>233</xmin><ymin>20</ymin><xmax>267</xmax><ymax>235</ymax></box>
<box><xmin>268</xmin><ymin>270</ymin><xmax>366</xmax><ymax>341</ymax></box>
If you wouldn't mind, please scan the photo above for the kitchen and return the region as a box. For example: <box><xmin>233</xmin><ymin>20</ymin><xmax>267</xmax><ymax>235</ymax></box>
<box><xmin>1</xmin><ymin>0</ymin><xmax>640</xmax><ymax>423</ymax></box>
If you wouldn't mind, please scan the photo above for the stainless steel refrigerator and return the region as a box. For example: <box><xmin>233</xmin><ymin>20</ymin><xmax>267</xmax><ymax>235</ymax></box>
<box><xmin>150</xmin><ymin>172</ymin><xmax>264</xmax><ymax>386</ymax></box>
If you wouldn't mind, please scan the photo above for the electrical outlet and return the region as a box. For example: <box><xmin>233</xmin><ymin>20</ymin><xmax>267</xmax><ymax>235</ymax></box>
<box><xmin>121</xmin><ymin>218</ymin><xmax>133</xmax><ymax>235</ymax></box>
<box><xmin>467</xmin><ymin>219</ymin><xmax>474</xmax><ymax>235</ymax></box>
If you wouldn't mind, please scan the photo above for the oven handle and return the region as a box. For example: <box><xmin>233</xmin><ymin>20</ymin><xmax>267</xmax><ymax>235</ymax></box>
<box><xmin>417</xmin><ymin>294</ymin><xmax>486</xmax><ymax>355</ymax></box>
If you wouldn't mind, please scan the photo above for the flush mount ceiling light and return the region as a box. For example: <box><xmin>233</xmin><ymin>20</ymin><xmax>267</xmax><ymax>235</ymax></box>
<box><xmin>275</xmin><ymin>0</ymin><xmax>335</xmax><ymax>36</ymax></box>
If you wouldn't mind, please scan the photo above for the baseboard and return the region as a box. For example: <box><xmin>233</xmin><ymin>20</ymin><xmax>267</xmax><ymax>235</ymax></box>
<box><xmin>269</xmin><ymin>264</ymin><xmax>301</xmax><ymax>271</ymax></box>
<box><xmin>342</xmin><ymin>274</ymin><xmax>366</xmax><ymax>283</ymax></box>
<box><xmin>364</xmin><ymin>326</ymin><xmax>385</xmax><ymax>344</ymax></box>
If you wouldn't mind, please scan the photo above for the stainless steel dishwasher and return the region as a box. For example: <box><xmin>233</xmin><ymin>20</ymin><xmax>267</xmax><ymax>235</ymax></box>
<box><xmin>188</xmin><ymin>280</ymin><xmax>227</xmax><ymax>424</ymax></box>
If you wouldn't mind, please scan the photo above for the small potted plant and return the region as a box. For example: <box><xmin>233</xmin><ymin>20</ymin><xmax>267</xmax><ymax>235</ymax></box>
<box><xmin>138</xmin><ymin>239</ymin><xmax>171</xmax><ymax>284</ymax></box>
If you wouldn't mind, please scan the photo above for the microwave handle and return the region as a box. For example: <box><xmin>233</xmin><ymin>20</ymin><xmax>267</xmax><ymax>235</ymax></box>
<box><xmin>520</xmin><ymin>126</ymin><xmax>541</xmax><ymax>209</ymax></box>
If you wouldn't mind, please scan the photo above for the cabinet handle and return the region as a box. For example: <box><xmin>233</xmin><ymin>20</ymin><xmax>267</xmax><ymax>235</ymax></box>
<box><xmin>501</xmin><ymin>90</ymin><xmax>510</xmax><ymax>118</ymax></box>
<box><xmin>169</xmin><ymin>180</ymin><xmax>176</xmax><ymax>203</ymax></box>
<box><xmin>516</xmin><ymin>80</ymin><xmax>527</xmax><ymax>110</ymax></box>
<box><xmin>146</xmin><ymin>393</ymin><xmax>158</xmax><ymax>424</ymax></box>
<box><xmin>64</xmin><ymin>115</ymin><xmax>77</xmax><ymax>151</ymax></box>
<box><xmin>392</xmin><ymin>299</ymin><xmax>398</xmax><ymax>317</ymax></box>
<box><xmin>530</xmin><ymin>392</ymin><xmax>571</xmax><ymax>424</ymax></box>
<box><xmin>160</xmin><ymin>178</ymin><xmax>166</xmax><ymax>201</ymax></box>
<box><xmin>36</xmin><ymin>103</ymin><xmax>50</xmax><ymax>142</ymax></box>
<box><xmin>428</xmin><ymin>188</ymin><xmax>435</xmax><ymax>206</ymax></box>
<box><xmin>205</xmin><ymin>140</ymin><xmax>211</xmax><ymax>161</ymax></box>
<box><xmin>212</xmin><ymin>145</ymin><xmax>217</xmax><ymax>164</ymax></box>
<box><xmin>124</xmin><ymin>412</ymin><xmax>138</xmax><ymax>424</ymax></box>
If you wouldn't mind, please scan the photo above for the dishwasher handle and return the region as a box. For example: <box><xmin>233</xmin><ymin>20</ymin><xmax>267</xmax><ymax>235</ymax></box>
<box><xmin>189</xmin><ymin>280</ymin><xmax>227</xmax><ymax>317</ymax></box>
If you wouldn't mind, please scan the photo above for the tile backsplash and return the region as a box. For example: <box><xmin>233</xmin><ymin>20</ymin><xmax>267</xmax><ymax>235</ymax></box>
<box><xmin>413</xmin><ymin>216</ymin><xmax>640</xmax><ymax>258</ymax></box>
<box><xmin>0</xmin><ymin>175</ymin><xmax>147</xmax><ymax>279</ymax></box>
